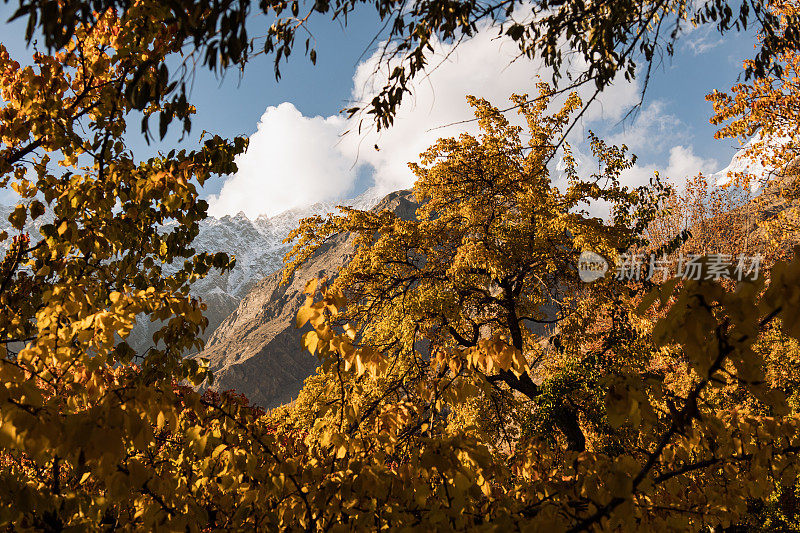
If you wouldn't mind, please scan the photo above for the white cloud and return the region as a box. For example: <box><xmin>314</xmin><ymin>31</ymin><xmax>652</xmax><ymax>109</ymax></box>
<box><xmin>682</xmin><ymin>25</ymin><xmax>725</xmax><ymax>56</ymax></box>
<box><xmin>565</xmin><ymin>144</ymin><xmax>719</xmax><ymax>220</ymax></box>
<box><xmin>207</xmin><ymin>10</ymin><xmax>698</xmax><ymax>218</ymax></box>
<box><xmin>339</xmin><ymin>30</ymin><xmax>545</xmax><ymax>192</ymax></box>
<box><xmin>339</xmin><ymin>24</ymin><xmax>643</xmax><ymax>193</ymax></box>
<box><xmin>606</xmin><ymin>101</ymin><xmax>684</xmax><ymax>157</ymax></box>
<box><xmin>555</xmin><ymin>100</ymin><xmax>712</xmax><ymax>195</ymax></box>
<box><xmin>207</xmin><ymin>103</ymin><xmax>351</xmax><ymax>218</ymax></box>
<box><xmin>208</xmin><ymin>20</ymin><xmax>589</xmax><ymax>218</ymax></box>
<box><xmin>623</xmin><ymin>145</ymin><xmax>719</xmax><ymax>189</ymax></box>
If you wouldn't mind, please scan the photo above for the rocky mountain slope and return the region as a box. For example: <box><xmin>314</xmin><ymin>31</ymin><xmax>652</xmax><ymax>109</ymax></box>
<box><xmin>199</xmin><ymin>165</ymin><xmax>800</xmax><ymax>410</ymax></box>
<box><xmin>196</xmin><ymin>190</ymin><xmax>419</xmax><ymax>408</ymax></box>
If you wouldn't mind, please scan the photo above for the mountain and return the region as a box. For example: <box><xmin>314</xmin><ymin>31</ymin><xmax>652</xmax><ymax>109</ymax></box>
<box><xmin>195</xmin><ymin>190</ymin><xmax>419</xmax><ymax>408</ymax></box>
<box><xmin>0</xmin><ymin>188</ymin><xmax>388</xmax><ymax>356</ymax></box>
<box><xmin>711</xmin><ymin>135</ymin><xmax>794</xmax><ymax>190</ymax></box>
<box><xmin>126</xmin><ymin>188</ymin><xmax>386</xmax><ymax>354</ymax></box>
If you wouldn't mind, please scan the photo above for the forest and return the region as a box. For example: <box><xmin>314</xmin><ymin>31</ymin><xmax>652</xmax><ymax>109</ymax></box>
<box><xmin>2</xmin><ymin>0</ymin><xmax>800</xmax><ymax>530</ymax></box>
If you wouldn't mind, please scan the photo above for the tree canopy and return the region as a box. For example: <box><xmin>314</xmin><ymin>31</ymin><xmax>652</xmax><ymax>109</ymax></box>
<box><xmin>2</xmin><ymin>0</ymin><xmax>800</xmax><ymax>529</ymax></box>
<box><xmin>277</xmin><ymin>83</ymin><xmax>800</xmax><ymax>530</ymax></box>
<box><xmin>0</xmin><ymin>7</ymin><xmax>252</xmax><ymax>528</ymax></box>
<box><xmin>285</xmin><ymin>86</ymin><xmax>667</xmax><ymax>452</ymax></box>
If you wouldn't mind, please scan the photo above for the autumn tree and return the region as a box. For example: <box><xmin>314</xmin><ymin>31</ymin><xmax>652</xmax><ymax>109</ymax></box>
<box><xmin>285</xmin><ymin>85</ymin><xmax>666</xmax><ymax>452</ymax></box>
<box><xmin>272</xmin><ymin>84</ymin><xmax>800</xmax><ymax>529</ymax></box>
<box><xmin>0</xmin><ymin>5</ymin><xmax>269</xmax><ymax>529</ymax></box>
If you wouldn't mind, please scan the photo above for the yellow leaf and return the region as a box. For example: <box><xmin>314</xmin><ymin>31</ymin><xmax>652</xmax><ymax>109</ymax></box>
<box><xmin>9</xmin><ymin>205</ymin><xmax>26</xmax><ymax>230</ymax></box>
<box><xmin>296</xmin><ymin>305</ymin><xmax>320</xmax><ymax>328</ymax></box>
<box><xmin>304</xmin><ymin>278</ymin><xmax>318</xmax><ymax>294</ymax></box>
<box><xmin>302</xmin><ymin>330</ymin><xmax>319</xmax><ymax>354</ymax></box>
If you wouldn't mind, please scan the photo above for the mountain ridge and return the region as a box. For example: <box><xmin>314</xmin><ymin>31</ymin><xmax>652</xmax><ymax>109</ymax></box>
<box><xmin>195</xmin><ymin>189</ymin><xmax>419</xmax><ymax>408</ymax></box>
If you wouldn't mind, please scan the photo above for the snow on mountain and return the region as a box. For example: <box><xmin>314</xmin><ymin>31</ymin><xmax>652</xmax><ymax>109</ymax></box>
<box><xmin>0</xmin><ymin>187</ymin><xmax>386</xmax><ymax>354</ymax></box>
<box><xmin>711</xmin><ymin>135</ymin><xmax>794</xmax><ymax>190</ymax></box>
<box><xmin>196</xmin><ymin>189</ymin><xmax>419</xmax><ymax>408</ymax></box>
<box><xmin>711</xmin><ymin>139</ymin><xmax>764</xmax><ymax>188</ymax></box>
<box><xmin>188</xmin><ymin>187</ymin><xmax>386</xmax><ymax>301</ymax></box>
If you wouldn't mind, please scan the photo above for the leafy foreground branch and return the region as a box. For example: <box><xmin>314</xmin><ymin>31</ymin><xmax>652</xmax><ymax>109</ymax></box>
<box><xmin>7</xmin><ymin>0</ymin><xmax>800</xmax><ymax>134</ymax></box>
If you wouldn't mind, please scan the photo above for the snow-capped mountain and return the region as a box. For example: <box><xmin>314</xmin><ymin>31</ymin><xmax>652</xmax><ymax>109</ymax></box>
<box><xmin>0</xmin><ymin>187</ymin><xmax>387</xmax><ymax>355</ymax></box>
<box><xmin>196</xmin><ymin>189</ymin><xmax>419</xmax><ymax>408</ymax></box>
<box><xmin>711</xmin><ymin>134</ymin><xmax>795</xmax><ymax>190</ymax></box>
<box><xmin>187</xmin><ymin>186</ymin><xmax>387</xmax><ymax>302</ymax></box>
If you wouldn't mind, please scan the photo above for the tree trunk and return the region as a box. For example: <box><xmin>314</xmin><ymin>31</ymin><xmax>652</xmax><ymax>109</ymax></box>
<box><xmin>554</xmin><ymin>406</ymin><xmax>586</xmax><ymax>452</ymax></box>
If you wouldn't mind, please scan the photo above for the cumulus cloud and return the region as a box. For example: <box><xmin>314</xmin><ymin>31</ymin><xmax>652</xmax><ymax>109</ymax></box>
<box><xmin>207</xmin><ymin>9</ymin><xmax>707</xmax><ymax>218</ymax></box>
<box><xmin>338</xmin><ymin>33</ymin><xmax>543</xmax><ymax>193</ymax></box>
<box><xmin>555</xmin><ymin>99</ymin><xmax>715</xmax><ymax>198</ymax></box>
<box><xmin>338</xmin><ymin>24</ymin><xmax>642</xmax><ymax>194</ymax></box>
<box><xmin>623</xmin><ymin>145</ymin><xmax>719</xmax><ymax>189</ymax></box>
<box><xmin>207</xmin><ymin>103</ymin><xmax>351</xmax><ymax>218</ymax></box>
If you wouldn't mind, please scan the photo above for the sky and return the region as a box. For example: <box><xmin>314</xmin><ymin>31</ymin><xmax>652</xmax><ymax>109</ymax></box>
<box><xmin>0</xmin><ymin>4</ymin><xmax>758</xmax><ymax>217</ymax></box>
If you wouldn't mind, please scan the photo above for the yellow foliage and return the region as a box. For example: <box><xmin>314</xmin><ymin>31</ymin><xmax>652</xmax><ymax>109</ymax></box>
<box><xmin>3</xmin><ymin>1</ymin><xmax>800</xmax><ymax>529</ymax></box>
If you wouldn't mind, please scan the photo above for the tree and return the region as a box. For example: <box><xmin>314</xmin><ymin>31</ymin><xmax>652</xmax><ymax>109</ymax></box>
<box><xmin>285</xmin><ymin>84</ymin><xmax>666</xmax><ymax>452</ymax></box>
<box><xmin>5</xmin><ymin>0</ymin><xmax>800</xmax><ymax>134</ymax></box>
<box><xmin>279</xmin><ymin>88</ymin><xmax>800</xmax><ymax>530</ymax></box>
<box><xmin>0</xmin><ymin>6</ymin><xmax>258</xmax><ymax>528</ymax></box>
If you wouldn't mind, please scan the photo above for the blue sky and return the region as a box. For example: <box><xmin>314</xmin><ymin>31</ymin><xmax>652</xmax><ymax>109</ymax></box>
<box><xmin>1</xmin><ymin>5</ymin><xmax>757</xmax><ymax>215</ymax></box>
